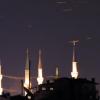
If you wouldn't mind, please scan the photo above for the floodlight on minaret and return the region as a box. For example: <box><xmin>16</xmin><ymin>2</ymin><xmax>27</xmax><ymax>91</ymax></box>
<box><xmin>0</xmin><ymin>61</ymin><xmax>3</xmax><ymax>95</ymax></box>
<box><xmin>37</xmin><ymin>49</ymin><xmax>44</xmax><ymax>85</ymax></box>
<box><xmin>24</xmin><ymin>48</ymin><xmax>31</xmax><ymax>95</ymax></box>
<box><xmin>55</xmin><ymin>67</ymin><xmax>59</xmax><ymax>79</ymax></box>
<box><xmin>70</xmin><ymin>40</ymin><xmax>79</xmax><ymax>79</ymax></box>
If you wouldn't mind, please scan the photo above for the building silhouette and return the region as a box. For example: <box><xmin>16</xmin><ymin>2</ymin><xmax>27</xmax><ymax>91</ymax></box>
<box><xmin>33</xmin><ymin>78</ymin><xmax>99</xmax><ymax>100</ymax></box>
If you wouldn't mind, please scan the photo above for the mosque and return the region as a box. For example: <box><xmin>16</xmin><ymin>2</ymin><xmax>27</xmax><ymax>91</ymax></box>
<box><xmin>0</xmin><ymin>40</ymin><xmax>99</xmax><ymax>100</ymax></box>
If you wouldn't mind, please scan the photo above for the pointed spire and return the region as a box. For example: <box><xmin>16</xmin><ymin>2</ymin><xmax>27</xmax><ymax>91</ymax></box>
<box><xmin>25</xmin><ymin>48</ymin><xmax>29</xmax><ymax>70</ymax></box>
<box><xmin>24</xmin><ymin>48</ymin><xmax>31</xmax><ymax>95</ymax></box>
<box><xmin>69</xmin><ymin>40</ymin><xmax>79</xmax><ymax>62</ymax></box>
<box><xmin>55</xmin><ymin>66</ymin><xmax>59</xmax><ymax>79</ymax></box>
<box><xmin>37</xmin><ymin>49</ymin><xmax>44</xmax><ymax>85</ymax></box>
<box><xmin>70</xmin><ymin>40</ymin><xmax>79</xmax><ymax>79</ymax></box>
<box><xmin>72</xmin><ymin>44</ymin><xmax>75</xmax><ymax>62</ymax></box>
<box><xmin>38</xmin><ymin>49</ymin><xmax>42</xmax><ymax>69</ymax></box>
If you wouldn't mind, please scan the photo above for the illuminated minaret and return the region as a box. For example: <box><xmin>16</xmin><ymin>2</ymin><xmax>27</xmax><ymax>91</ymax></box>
<box><xmin>37</xmin><ymin>49</ymin><xmax>44</xmax><ymax>85</ymax></box>
<box><xmin>55</xmin><ymin>67</ymin><xmax>59</xmax><ymax>79</ymax></box>
<box><xmin>71</xmin><ymin>40</ymin><xmax>79</xmax><ymax>79</ymax></box>
<box><xmin>0</xmin><ymin>62</ymin><xmax>3</xmax><ymax>95</ymax></box>
<box><xmin>24</xmin><ymin>49</ymin><xmax>31</xmax><ymax>92</ymax></box>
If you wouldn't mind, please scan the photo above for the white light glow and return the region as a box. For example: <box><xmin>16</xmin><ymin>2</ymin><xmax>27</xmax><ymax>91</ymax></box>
<box><xmin>71</xmin><ymin>62</ymin><xmax>78</xmax><ymax>79</ymax></box>
<box><xmin>56</xmin><ymin>67</ymin><xmax>59</xmax><ymax>78</ymax></box>
<box><xmin>37</xmin><ymin>68</ymin><xmax>44</xmax><ymax>85</ymax></box>
<box><xmin>24</xmin><ymin>70</ymin><xmax>31</xmax><ymax>95</ymax></box>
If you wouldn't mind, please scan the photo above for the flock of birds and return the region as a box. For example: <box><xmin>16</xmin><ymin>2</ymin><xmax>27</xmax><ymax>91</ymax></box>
<box><xmin>56</xmin><ymin>0</ymin><xmax>89</xmax><ymax>13</ymax></box>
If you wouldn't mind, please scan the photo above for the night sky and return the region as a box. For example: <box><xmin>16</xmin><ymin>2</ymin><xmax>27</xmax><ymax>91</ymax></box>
<box><xmin>0</xmin><ymin>0</ymin><xmax>99</xmax><ymax>94</ymax></box>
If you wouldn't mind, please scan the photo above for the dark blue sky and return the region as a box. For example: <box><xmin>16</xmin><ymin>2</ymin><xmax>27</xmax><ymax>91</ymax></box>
<box><xmin>0</xmin><ymin>0</ymin><xmax>99</xmax><ymax>94</ymax></box>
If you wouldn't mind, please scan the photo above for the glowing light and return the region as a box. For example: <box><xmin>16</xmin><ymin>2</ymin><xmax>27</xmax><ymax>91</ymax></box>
<box><xmin>37</xmin><ymin>49</ymin><xmax>44</xmax><ymax>85</ymax></box>
<box><xmin>37</xmin><ymin>68</ymin><xmax>44</xmax><ymax>85</ymax></box>
<box><xmin>70</xmin><ymin>40</ymin><xmax>79</xmax><ymax>79</ymax></box>
<box><xmin>24</xmin><ymin>70</ymin><xmax>29</xmax><ymax>88</ymax></box>
<box><xmin>55</xmin><ymin>67</ymin><xmax>59</xmax><ymax>79</ymax></box>
<box><xmin>24</xmin><ymin>78</ymin><xmax>30</xmax><ymax>89</ymax></box>
<box><xmin>71</xmin><ymin>61</ymin><xmax>78</xmax><ymax>79</ymax></box>
<box><xmin>50</xmin><ymin>87</ymin><xmax>53</xmax><ymax>91</ymax></box>
<box><xmin>24</xmin><ymin>70</ymin><xmax>30</xmax><ymax>95</ymax></box>
<box><xmin>27</xmin><ymin>95</ymin><xmax>31</xmax><ymax>100</ymax></box>
<box><xmin>24</xmin><ymin>49</ymin><xmax>31</xmax><ymax>95</ymax></box>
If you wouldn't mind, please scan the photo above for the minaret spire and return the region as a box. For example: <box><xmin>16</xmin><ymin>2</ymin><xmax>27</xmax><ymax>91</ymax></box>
<box><xmin>55</xmin><ymin>66</ymin><xmax>59</xmax><ymax>79</ymax></box>
<box><xmin>38</xmin><ymin>49</ymin><xmax>42</xmax><ymax>69</ymax></box>
<box><xmin>72</xmin><ymin>42</ymin><xmax>75</xmax><ymax>62</ymax></box>
<box><xmin>37</xmin><ymin>49</ymin><xmax>44</xmax><ymax>85</ymax></box>
<box><xmin>26</xmin><ymin>48</ymin><xmax>29</xmax><ymax>70</ymax></box>
<box><xmin>70</xmin><ymin>40</ymin><xmax>79</xmax><ymax>79</ymax></box>
<box><xmin>0</xmin><ymin>60</ymin><xmax>3</xmax><ymax>95</ymax></box>
<box><xmin>24</xmin><ymin>48</ymin><xmax>31</xmax><ymax>95</ymax></box>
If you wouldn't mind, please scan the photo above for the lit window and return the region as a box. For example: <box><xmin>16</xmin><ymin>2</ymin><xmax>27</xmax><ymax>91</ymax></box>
<box><xmin>27</xmin><ymin>95</ymin><xmax>31</xmax><ymax>100</ymax></box>
<box><xmin>49</xmin><ymin>80</ymin><xmax>54</xmax><ymax>83</ymax></box>
<box><xmin>42</xmin><ymin>87</ymin><xmax>46</xmax><ymax>90</ymax></box>
<box><xmin>50</xmin><ymin>87</ymin><xmax>53</xmax><ymax>91</ymax></box>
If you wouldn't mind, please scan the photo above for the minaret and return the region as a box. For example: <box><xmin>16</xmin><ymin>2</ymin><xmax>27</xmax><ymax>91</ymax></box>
<box><xmin>24</xmin><ymin>48</ymin><xmax>31</xmax><ymax>93</ymax></box>
<box><xmin>55</xmin><ymin>67</ymin><xmax>59</xmax><ymax>79</ymax></box>
<box><xmin>37</xmin><ymin>49</ymin><xmax>44</xmax><ymax>85</ymax></box>
<box><xmin>70</xmin><ymin>40</ymin><xmax>79</xmax><ymax>79</ymax></box>
<box><xmin>0</xmin><ymin>61</ymin><xmax>3</xmax><ymax>95</ymax></box>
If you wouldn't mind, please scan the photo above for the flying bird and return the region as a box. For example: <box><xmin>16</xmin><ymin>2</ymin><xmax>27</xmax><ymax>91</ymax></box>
<box><xmin>56</xmin><ymin>1</ymin><xmax>66</xmax><ymax>4</ymax></box>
